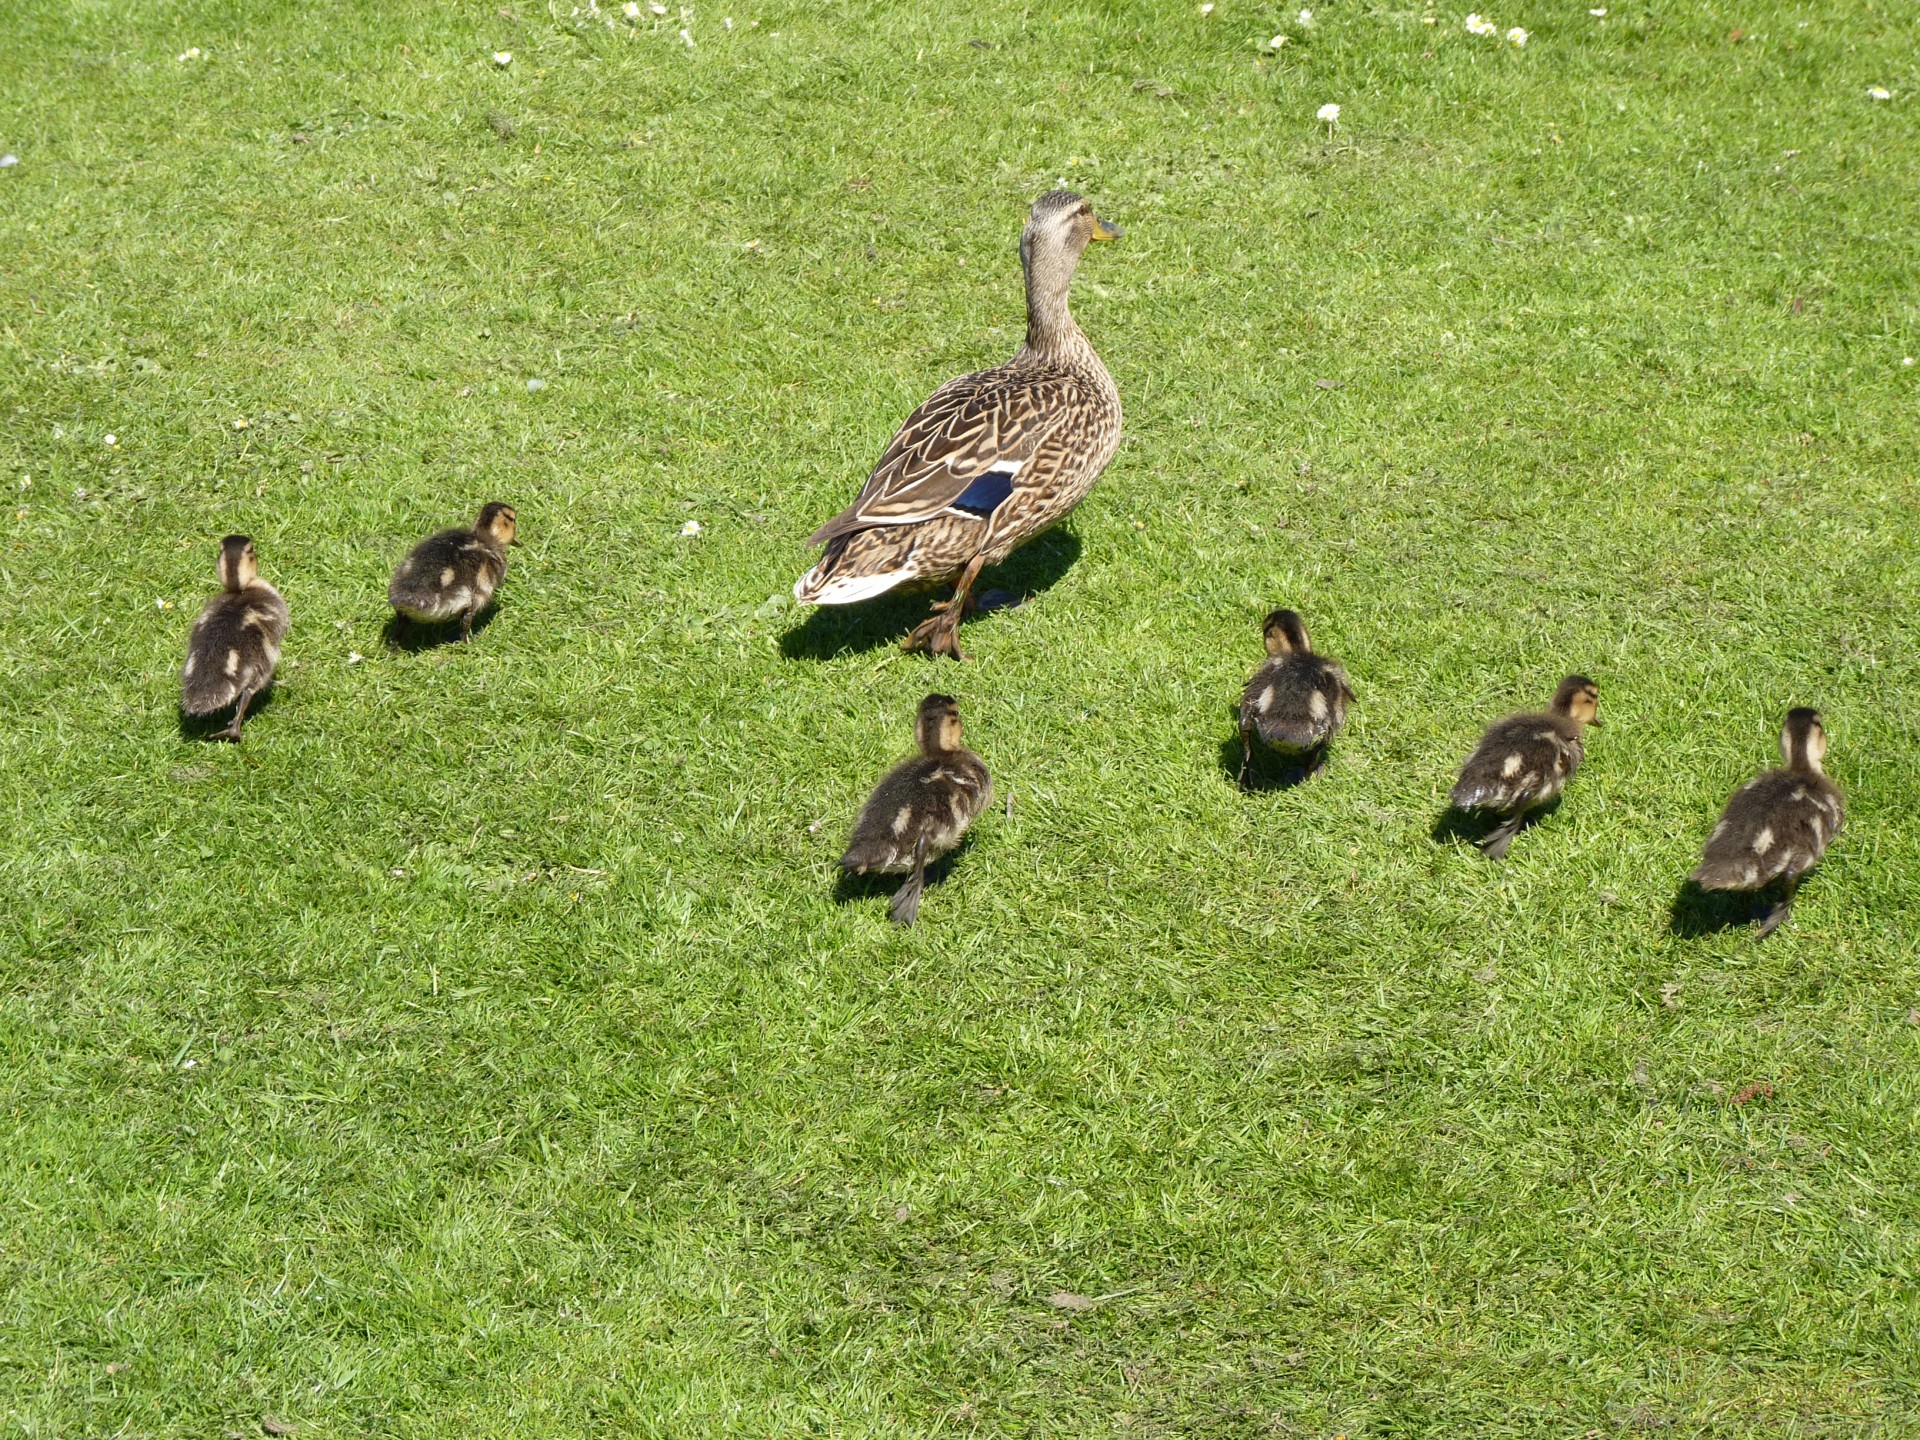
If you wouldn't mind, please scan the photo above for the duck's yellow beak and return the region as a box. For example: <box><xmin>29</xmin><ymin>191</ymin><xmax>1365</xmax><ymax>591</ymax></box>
<box><xmin>1090</xmin><ymin>216</ymin><xmax>1124</xmax><ymax>242</ymax></box>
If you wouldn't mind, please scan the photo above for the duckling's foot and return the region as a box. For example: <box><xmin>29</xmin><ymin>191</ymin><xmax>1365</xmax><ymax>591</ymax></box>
<box><xmin>1755</xmin><ymin>899</ymin><xmax>1792</xmax><ymax>937</ymax></box>
<box><xmin>388</xmin><ymin>614</ymin><xmax>411</xmax><ymax>652</ymax></box>
<box><xmin>1302</xmin><ymin>746</ymin><xmax>1331</xmax><ymax>781</ymax></box>
<box><xmin>210</xmin><ymin>688</ymin><xmax>254</xmax><ymax>743</ymax></box>
<box><xmin>888</xmin><ymin>869</ymin><xmax>927</xmax><ymax>926</ymax></box>
<box><xmin>1479</xmin><ymin>814</ymin><xmax>1524</xmax><ymax>860</ymax></box>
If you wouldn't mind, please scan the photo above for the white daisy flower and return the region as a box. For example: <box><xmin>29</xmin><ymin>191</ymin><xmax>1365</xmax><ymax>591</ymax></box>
<box><xmin>492</xmin><ymin>50</ymin><xmax>513</xmax><ymax>66</ymax></box>
<box><xmin>177</xmin><ymin>47</ymin><xmax>202</xmax><ymax>62</ymax></box>
<box><xmin>680</xmin><ymin>27</ymin><xmax>694</xmax><ymax>44</ymax></box>
<box><xmin>1269</xmin><ymin>32</ymin><xmax>1288</xmax><ymax>47</ymax></box>
<box><xmin>1198</xmin><ymin>3</ymin><xmax>1214</xmax><ymax>13</ymax></box>
<box><xmin>681</xmin><ymin>519</ymin><xmax>703</xmax><ymax>536</ymax></box>
<box><xmin>1588</xmin><ymin>6</ymin><xmax>1606</xmax><ymax>13</ymax></box>
<box><xmin>1317</xmin><ymin>101</ymin><xmax>1340</xmax><ymax>123</ymax></box>
<box><xmin>1297</xmin><ymin>8</ymin><xmax>1313</xmax><ymax>23</ymax></box>
<box><xmin>1507</xmin><ymin>25</ymin><xmax>1528</xmax><ymax>44</ymax></box>
<box><xmin>1868</xmin><ymin>86</ymin><xmax>1891</xmax><ymax>101</ymax></box>
<box><xmin>103</xmin><ymin>434</ymin><xmax>117</xmax><ymax>446</ymax></box>
<box><xmin>0</xmin><ymin>154</ymin><xmax>17</xmax><ymax>167</ymax></box>
<box><xmin>624</xmin><ymin>1</ymin><xmax>641</xmax><ymax>14</ymax></box>
<box><xmin>347</xmin><ymin>651</ymin><xmax>365</xmax><ymax>664</ymax></box>
<box><xmin>650</xmin><ymin>2</ymin><xmax>667</xmax><ymax>12</ymax></box>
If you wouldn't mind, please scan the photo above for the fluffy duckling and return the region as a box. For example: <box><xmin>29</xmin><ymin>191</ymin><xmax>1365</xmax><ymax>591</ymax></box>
<box><xmin>840</xmin><ymin>693</ymin><xmax>993</xmax><ymax>926</ymax></box>
<box><xmin>180</xmin><ymin>534</ymin><xmax>289</xmax><ymax>742</ymax></box>
<box><xmin>1238</xmin><ymin>608</ymin><xmax>1354</xmax><ymax>785</ymax></box>
<box><xmin>1449</xmin><ymin>674</ymin><xmax>1600</xmax><ymax>859</ymax></box>
<box><xmin>1691</xmin><ymin>707</ymin><xmax>1842</xmax><ymax>937</ymax></box>
<box><xmin>388</xmin><ymin>502</ymin><xmax>518</xmax><ymax>644</ymax></box>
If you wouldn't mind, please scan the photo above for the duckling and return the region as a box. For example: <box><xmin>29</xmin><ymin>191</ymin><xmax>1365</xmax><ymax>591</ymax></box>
<box><xmin>180</xmin><ymin>534</ymin><xmax>289</xmax><ymax>742</ymax></box>
<box><xmin>1237</xmin><ymin>607</ymin><xmax>1353</xmax><ymax>785</ymax></box>
<box><xmin>1449</xmin><ymin>674</ymin><xmax>1600</xmax><ymax>859</ymax></box>
<box><xmin>388</xmin><ymin>502</ymin><xmax>518</xmax><ymax>645</ymax></box>
<box><xmin>840</xmin><ymin>693</ymin><xmax>993</xmax><ymax>926</ymax></box>
<box><xmin>1691</xmin><ymin>707</ymin><xmax>1842</xmax><ymax>937</ymax></box>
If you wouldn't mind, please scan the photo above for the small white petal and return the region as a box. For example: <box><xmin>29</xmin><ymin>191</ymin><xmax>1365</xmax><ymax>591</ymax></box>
<box><xmin>1297</xmin><ymin>8</ymin><xmax>1312</xmax><ymax>22</ymax></box>
<box><xmin>347</xmin><ymin>651</ymin><xmax>365</xmax><ymax>664</ymax></box>
<box><xmin>1317</xmin><ymin>102</ymin><xmax>1341</xmax><ymax>122</ymax></box>
<box><xmin>679</xmin><ymin>27</ymin><xmax>694</xmax><ymax>44</ymax></box>
<box><xmin>1268</xmin><ymin>32</ymin><xmax>1288</xmax><ymax>47</ymax></box>
<box><xmin>103</xmin><ymin>434</ymin><xmax>117</xmax><ymax>446</ymax></box>
<box><xmin>0</xmin><ymin>154</ymin><xmax>18</xmax><ymax>168</ymax></box>
<box><xmin>624</xmin><ymin>1</ymin><xmax>641</xmax><ymax>14</ymax></box>
<box><xmin>1868</xmin><ymin>86</ymin><xmax>1891</xmax><ymax>101</ymax></box>
<box><xmin>493</xmin><ymin>50</ymin><xmax>513</xmax><ymax>65</ymax></box>
<box><xmin>1198</xmin><ymin>3</ymin><xmax>1213</xmax><ymax>12</ymax></box>
<box><xmin>681</xmin><ymin>519</ymin><xmax>703</xmax><ymax>536</ymax></box>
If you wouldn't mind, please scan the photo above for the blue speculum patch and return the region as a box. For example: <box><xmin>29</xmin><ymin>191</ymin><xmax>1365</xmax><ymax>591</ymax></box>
<box><xmin>949</xmin><ymin>471</ymin><xmax>1017</xmax><ymax>518</ymax></box>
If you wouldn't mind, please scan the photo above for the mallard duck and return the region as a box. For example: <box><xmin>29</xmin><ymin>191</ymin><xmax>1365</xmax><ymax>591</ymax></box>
<box><xmin>1690</xmin><ymin>707</ymin><xmax>1842</xmax><ymax>936</ymax></box>
<box><xmin>180</xmin><ymin>534</ymin><xmax>289</xmax><ymax>742</ymax></box>
<box><xmin>794</xmin><ymin>188</ymin><xmax>1124</xmax><ymax>660</ymax></box>
<box><xmin>1238</xmin><ymin>608</ymin><xmax>1353</xmax><ymax>785</ymax></box>
<box><xmin>388</xmin><ymin>502</ymin><xmax>517</xmax><ymax>644</ymax></box>
<box><xmin>840</xmin><ymin>693</ymin><xmax>993</xmax><ymax>925</ymax></box>
<box><xmin>1449</xmin><ymin>674</ymin><xmax>1600</xmax><ymax>859</ymax></box>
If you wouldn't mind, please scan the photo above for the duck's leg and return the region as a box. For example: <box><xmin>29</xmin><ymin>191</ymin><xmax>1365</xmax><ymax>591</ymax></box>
<box><xmin>888</xmin><ymin>838</ymin><xmax>931</xmax><ymax>926</ymax></box>
<box><xmin>1303</xmin><ymin>744</ymin><xmax>1331</xmax><ymax>781</ymax></box>
<box><xmin>1479</xmin><ymin>812</ymin><xmax>1525</xmax><ymax>861</ymax></box>
<box><xmin>903</xmin><ymin>554</ymin><xmax>986</xmax><ymax>661</ymax></box>
<box><xmin>459</xmin><ymin>605</ymin><xmax>477</xmax><ymax>642</ymax></box>
<box><xmin>388</xmin><ymin>613</ymin><xmax>411</xmax><ymax>651</ymax></box>
<box><xmin>212</xmin><ymin>687</ymin><xmax>255</xmax><ymax>743</ymax></box>
<box><xmin>1237</xmin><ymin>721</ymin><xmax>1255</xmax><ymax>789</ymax></box>
<box><xmin>1756</xmin><ymin>876</ymin><xmax>1800</xmax><ymax>937</ymax></box>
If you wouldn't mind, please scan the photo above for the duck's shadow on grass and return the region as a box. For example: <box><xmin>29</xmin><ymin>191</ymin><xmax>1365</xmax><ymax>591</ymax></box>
<box><xmin>832</xmin><ymin>837</ymin><xmax>975</xmax><ymax>910</ymax></box>
<box><xmin>1217</xmin><ymin>711</ymin><xmax>1321</xmax><ymax>793</ymax></box>
<box><xmin>1669</xmin><ymin>879</ymin><xmax>1763</xmax><ymax>938</ymax></box>
<box><xmin>382</xmin><ymin>606</ymin><xmax>499</xmax><ymax>653</ymax></box>
<box><xmin>780</xmin><ymin>530</ymin><xmax>1082</xmax><ymax>661</ymax></box>
<box><xmin>1429</xmin><ymin>798</ymin><xmax>1562</xmax><ymax>849</ymax></box>
<box><xmin>176</xmin><ymin>686</ymin><xmax>278</xmax><ymax>742</ymax></box>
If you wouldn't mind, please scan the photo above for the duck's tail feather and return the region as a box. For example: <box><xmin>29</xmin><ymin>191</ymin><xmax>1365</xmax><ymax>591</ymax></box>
<box><xmin>794</xmin><ymin>529</ymin><xmax>922</xmax><ymax>605</ymax></box>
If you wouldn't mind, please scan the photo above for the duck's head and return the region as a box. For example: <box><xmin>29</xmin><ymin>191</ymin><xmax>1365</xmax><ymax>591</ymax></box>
<box><xmin>1549</xmin><ymin>674</ymin><xmax>1601</xmax><ymax>728</ymax></box>
<box><xmin>914</xmin><ymin>692</ymin><xmax>965</xmax><ymax>754</ymax></box>
<box><xmin>217</xmin><ymin>534</ymin><xmax>258</xmax><ymax>591</ymax></box>
<box><xmin>1020</xmin><ymin>189</ymin><xmax>1122</xmax><ymax>279</ymax></box>
<box><xmin>1261</xmin><ymin>607</ymin><xmax>1312</xmax><ymax>657</ymax></box>
<box><xmin>476</xmin><ymin>501</ymin><xmax>520</xmax><ymax>548</ymax></box>
<box><xmin>1781</xmin><ymin>706</ymin><xmax>1827</xmax><ymax>773</ymax></box>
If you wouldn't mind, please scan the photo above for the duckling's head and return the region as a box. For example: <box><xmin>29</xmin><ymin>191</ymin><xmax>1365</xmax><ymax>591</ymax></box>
<box><xmin>914</xmin><ymin>692</ymin><xmax>965</xmax><ymax>754</ymax></box>
<box><xmin>1781</xmin><ymin>706</ymin><xmax>1827</xmax><ymax>773</ymax></box>
<box><xmin>216</xmin><ymin>535</ymin><xmax>257</xmax><ymax>592</ymax></box>
<box><xmin>1020</xmin><ymin>189</ymin><xmax>1122</xmax><ymax>281</ymax></box>
<box><xmin>1261</xmin><ymin>607</ymin><xmax>1312</xmax><ymax>657</ymax></box>
<box><xmin>476</xmin><ymin>502</ymin><xmax>519</xmax><ymax>548</ymax></box>
<box><xmin>1549</xmin><ymin>674</ymin><xmax>1601</xmax><ymax>728</ymax></box>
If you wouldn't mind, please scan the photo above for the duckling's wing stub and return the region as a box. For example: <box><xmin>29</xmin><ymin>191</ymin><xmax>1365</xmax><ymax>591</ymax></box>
<box><xmin>1451</xmin><ymin>717</ymin><xmax>1580</xmax><ymax>812</ymax></box>
<box><xmin>806</xmin><ymin>368</ymin><xmax>1081</xmax><ymax>546</ymax></box>
<box><xmin>181</xmin><ymin>587</ymin><xmax>288</xmax><ymax>716</ymax></box>
<box><xmin>1241</xmin><ymin>656</ymin><xmax>1349</xmax><ymax>752</ymax></box>
<box><xmin>1692</xmin><ymin>772</ymin><xmax>1842</xmax><ymax>891</ymax></box>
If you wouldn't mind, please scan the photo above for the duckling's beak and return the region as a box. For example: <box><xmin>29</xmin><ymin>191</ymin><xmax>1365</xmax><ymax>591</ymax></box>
<box><xmin>1090</xmin><ymin>216</ymin><xmax>1124</xmax><ymax>242</ymax></box>
<box><xmin>1587</xmin><ymin>718</ymin><xmax>1603</xmax><ymax>727</ymax></box>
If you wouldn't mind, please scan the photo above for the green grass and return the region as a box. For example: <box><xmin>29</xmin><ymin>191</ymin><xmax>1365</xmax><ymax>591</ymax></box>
<box><xmin>4</xmin><ymin>0</ymin><xmax>1920</xmax><ymax>1432</ymax></box>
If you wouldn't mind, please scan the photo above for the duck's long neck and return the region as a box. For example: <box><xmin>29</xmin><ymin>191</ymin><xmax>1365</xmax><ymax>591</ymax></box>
<box><xmin>1021</xmin><ymin>248</ymin><xmax>1096</xmax><ymax>369</ymax></box>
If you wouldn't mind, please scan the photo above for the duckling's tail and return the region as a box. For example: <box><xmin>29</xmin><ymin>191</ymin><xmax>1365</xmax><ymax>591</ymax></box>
<box><xmin>794</xmin><ymin>528</ymin><xmax>921</xmax><ymax>606</ymax></box>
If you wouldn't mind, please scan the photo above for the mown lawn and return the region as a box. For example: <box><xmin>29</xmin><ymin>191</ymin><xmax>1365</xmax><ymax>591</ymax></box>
<box><xmin>3</xmin><ymin>0</ymin><xmax>1918</xmax><ymax>1433</ymax></box>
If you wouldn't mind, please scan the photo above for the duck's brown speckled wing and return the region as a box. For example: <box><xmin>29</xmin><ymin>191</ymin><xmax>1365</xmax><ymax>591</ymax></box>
<box><xmin>806</xmin><ymin>364</ymin><xmax>1085</xmax><ymax>546</ymax></box>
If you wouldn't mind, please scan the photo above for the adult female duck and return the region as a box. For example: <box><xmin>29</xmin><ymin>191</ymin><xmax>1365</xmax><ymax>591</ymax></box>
<box><xmin>794</xmin><ymin>189</ymin><xmax>1123</xmax><ymax>660</ymax></box>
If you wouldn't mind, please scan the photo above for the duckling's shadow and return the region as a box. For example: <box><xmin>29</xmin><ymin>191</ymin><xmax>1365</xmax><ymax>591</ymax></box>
<box><xmin>382</xmin><ymin>606</ymin><xmax>499</xmax><ymax>653</ymax></box>
<box><xmin>832</xmin><ymin>837</ymin><xmax>975</xmax><ymax>909</ymax></box>
<box><xmin>1669</xmin><ymin>880</ymin><xmax>1766</xmax><ymax>938</ymax></box>
<box><xmin>1430</xmin><ymin>798</ymin><xmax>1562</xmax><ymax>848</ymax></box>
<box><xmin>176</xmin><ymin>686</ymin><xmax>277</xmax><ymax>742</ymax></box>
<box><xmin>780</xmin><ymin>530</ymin><xmax>1082</xmax><ymax>662</ymax></box>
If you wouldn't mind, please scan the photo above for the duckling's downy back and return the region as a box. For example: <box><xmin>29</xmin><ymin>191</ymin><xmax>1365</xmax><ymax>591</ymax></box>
<box><xmin>181</xmin><ymin>535</ymin><xmax>288</xmax><ymax>718</ymax></box>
